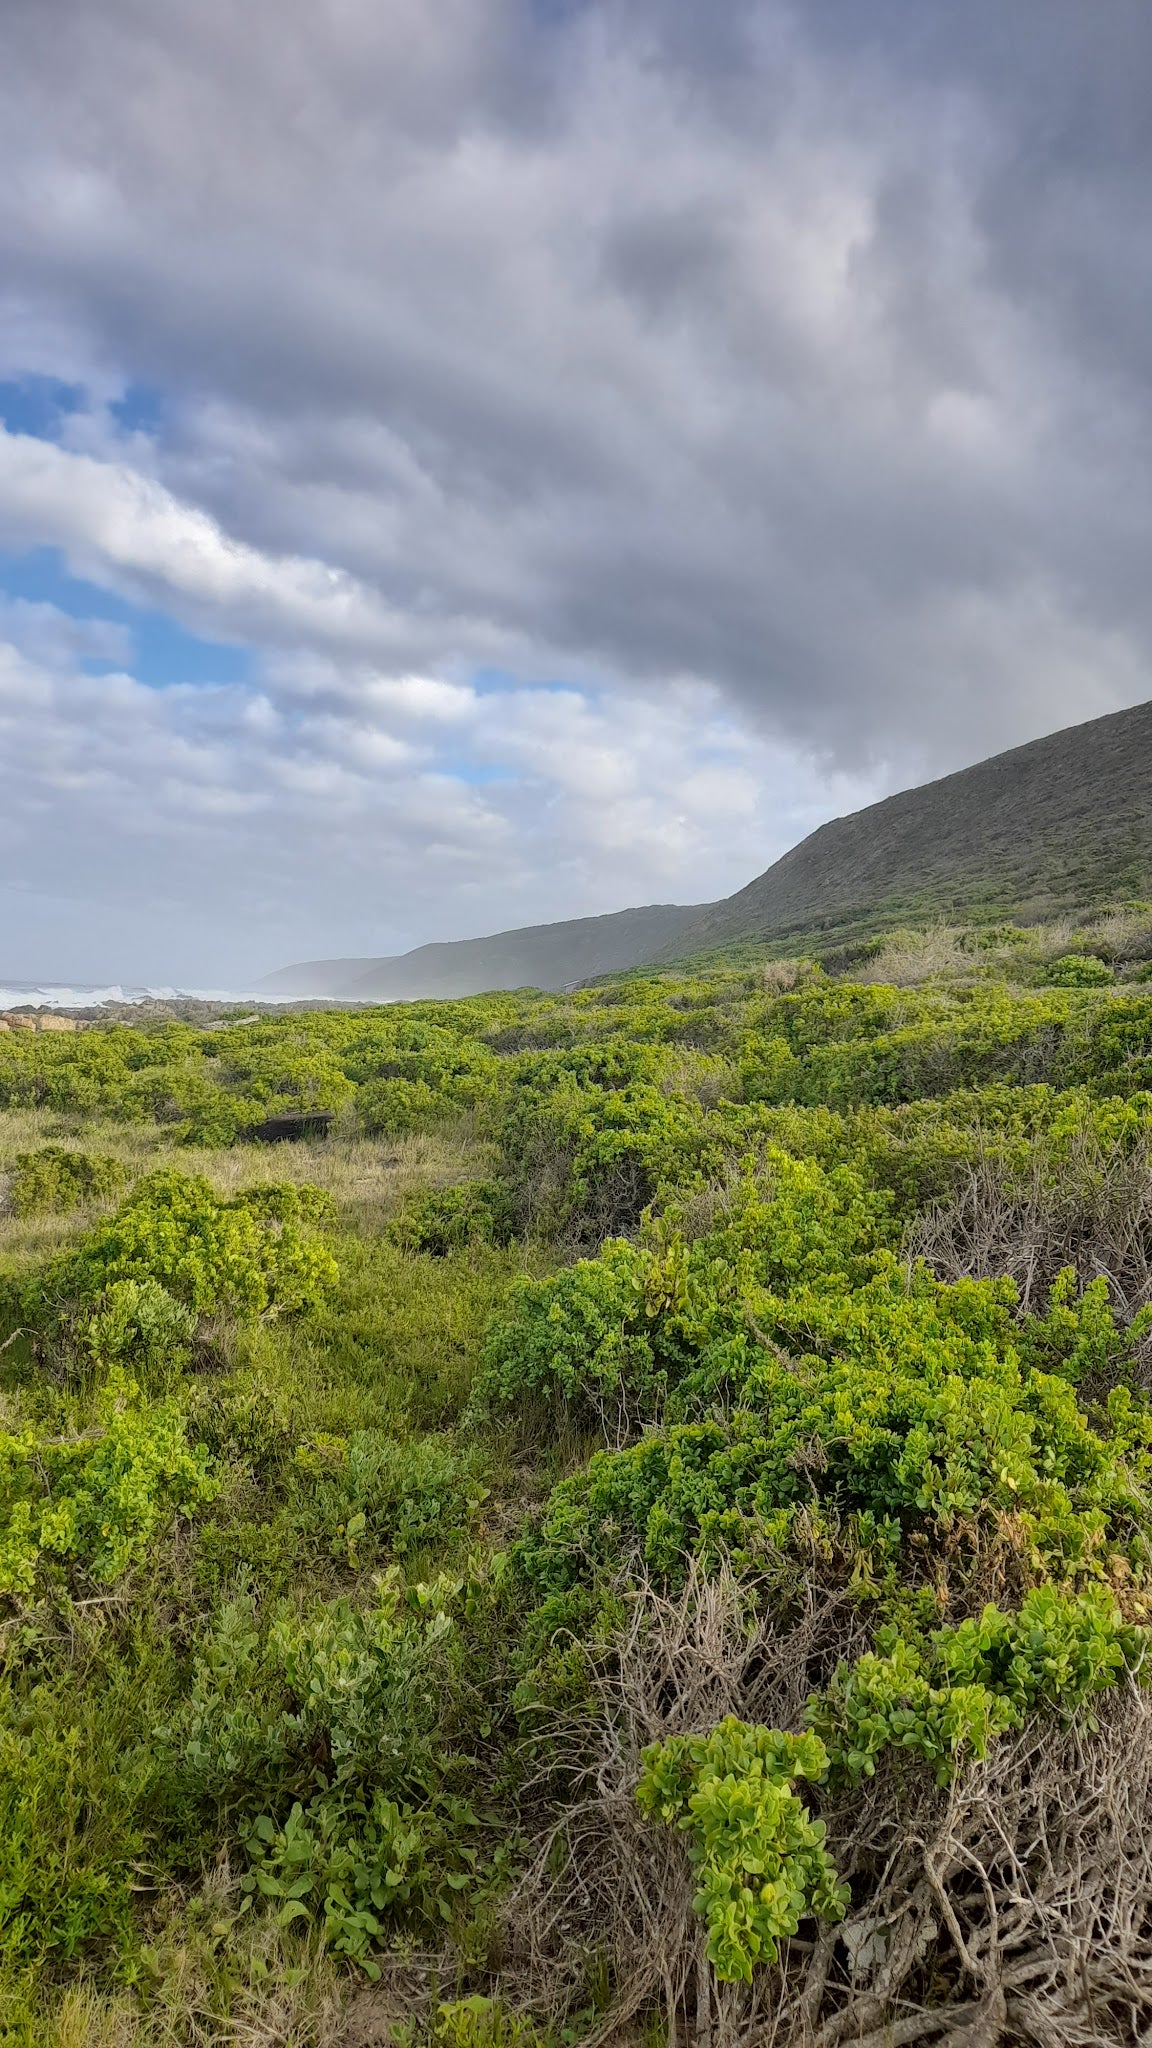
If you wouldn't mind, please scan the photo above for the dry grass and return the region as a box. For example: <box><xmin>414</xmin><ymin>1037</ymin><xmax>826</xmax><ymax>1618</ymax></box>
<box><xmin>658</xmin><ymin>1053</ymin><xmax>740</xmax><ymax>1111</ymax></box>
<box><xmin>826</xmin><ymin>908</ymin><xmax>1152</xmax><ymax>990</ymax></box>
<box><xmin>15</xmin><ymin>1891</ymin><xmax>348</xmax><ymax>2048</ymax></box>
<box><xmin>0</xmin><ymin>1113</ymin><xmax>490</xmax><ymax>1268</ymax></box>
<box><xmin>908</xmin><ymin>1132</ymin><xmax>1152</xmax><ymax>1327</ymax></box>
<box><xmin>854</xmin><ymin>926</ymin><xmax>972</xmax><ymax>988</ymax></box>
<box><xmin>762</xmin><ymin>960</ymin><xmax>804</xmax><ymax>995</ymax></box>
<box><xmin>1076</xmin><ymin>907</ymin><xmax>1152</xmax><ymax>965</ymax></box>
<box><xmin>1021</xmin><ymin>916</ymin><xmax>1080</xmax><ymax>966</ymax></box>
<box><xmin>505</xmin><ymin>1556</ymin><xmax>867</xmax><ymax>2040</ymax></box>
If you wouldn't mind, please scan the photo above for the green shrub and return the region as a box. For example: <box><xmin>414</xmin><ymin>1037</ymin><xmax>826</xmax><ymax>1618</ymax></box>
<box><xmin>390</xmin><ymin>1180</ymin><xmax>515</xmax><ymax>1256</ymax></box>
<box><xmin>1048</xmin><ymin>954</ymin><xmax>1113</xmax><ymax>987</ymax></box>
<box><xmin>180</xmin><ymin>1572</ymin><xmax>453</xmax><ymax>1815</ymax></box>
<box><xmin>635</xmin><ymin>1587</ymin><xmax>1146</xmax><ymax>1987</ymax></box>
<box><xmin>6</xmin><ymin>1145</ymin><xmax>130</xmax><ymax>1217</ymax></box>
<box><xmin>19</xmin><ymin>1172</ymin><xmax>338</xmax><ymax>1379</ymax></box>
<box><xmin>808</xmin><ymin>1584</ymin><xmax>1147</xmax><ymax>1787</ymax></box>
<box><xmin>291</xmin><ymin>1431</ymin><xmax>490</xmax><ymax>1564</ymax></box>
<box><xmin>496</xmin><ymin>1044</ymin><xmax>712</xmax><ymax>1242</ymax></box>
<box><xmin>512</xmin><ymin>1165</ymin><xmax>1152</xmax><ymax>1600</ymax></box>
<box><xmin>475</xmin><ymin>1151</ymin><xmax>892</xmax><ymax>1428</ymax></box>
<box><xmin>178</xmin><ymin>1572</ymin><xmax>479</xmax><ymax>1959</ymax></box>
<box><xmin>238</xmin><ymin>1786</ymin><xmax>479</xmax><ymax>1966</ymax></box>
<box><xmin>636</xmin><ymin>1719</ymin><xmax>847</xmax><ymax>1983</ymax></box>
<box><xmin>52</xmin><ymin>1172</ymin><xmax>338</xmax><ymax>1320</ymax></box>
<box><xmin>0</xmin><ymin>1371</ymin><xmax>218</xmax><ymax>1599</ymax></box>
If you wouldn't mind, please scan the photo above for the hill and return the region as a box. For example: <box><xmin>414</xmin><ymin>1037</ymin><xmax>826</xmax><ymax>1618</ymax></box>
<box><xmin>259</xmin><ymin>900</ymin><xmax>709</xmax><ymax>1001</ymax></box>
<box><xmin>265</xmin><ymin>701</ymin><xmax>1152</xmax><ymax>998</ymax></box>
<box><xmin>668</xmin><ymin>698</ymin><xmax>1152</xmax><ymax>959</ymax></box>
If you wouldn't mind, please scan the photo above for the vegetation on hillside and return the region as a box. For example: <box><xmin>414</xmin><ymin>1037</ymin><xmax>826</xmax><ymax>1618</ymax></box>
<box><xmin>5</xmin><ymin>915</ymin><xmax>1152</xmax><ymax>2043</ymax></box>
<box><xmin>669</xmin><ymin>699</ymin><xmax>1152</xmax><ymax>960</ymax></box>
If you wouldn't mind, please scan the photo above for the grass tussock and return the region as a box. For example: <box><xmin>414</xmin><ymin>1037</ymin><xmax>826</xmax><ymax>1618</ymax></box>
<box><xmin>855</xmin><ymin>922</ymin><xmax>972</xmax><ymax>987</ymax></box>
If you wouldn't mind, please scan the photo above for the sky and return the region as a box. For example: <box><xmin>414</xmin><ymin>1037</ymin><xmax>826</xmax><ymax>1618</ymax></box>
<box><xmin>2</xmin><ymin>0</ymin><xmax>1151</xmax><ymax>984</ymax></box>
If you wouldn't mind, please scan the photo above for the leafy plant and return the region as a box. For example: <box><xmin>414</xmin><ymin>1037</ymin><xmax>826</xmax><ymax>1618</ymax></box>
<box><xmin>6</xmin><ymin>1145</ymin><xmax>129</xmax><ymax>1217</ymax></box>
<box><xmin>17</xmin><ymin>1171</ymin><xmax>338</xmax><ymax>1378</ymax></box>
<box><xmin>808</xmin><ymin>1585</ymin><xmax>1148</xmax><ymax>1786</ymax></box>
<box><xmin>1048</xmin><ymin>953</ymin><xmax>1113</xmax><ymax>987</ymax></box>
<box><xmin>0</xmin><ymin>1371</ymin><xmax>218</xmax><ymax>1598</ymax></box>
<box><xmin>175</xmin><ymin>1570</ymin><xmax>484</xmax><ymax>1957</ymax></box>
<box><xmin>636</xmin><ymin>1719</ymin><xmax>847</xmax><ymax>1982</ymax></box>
<box><xmin>391</xmin><ymin>1180</ymin><xmax>515</xmax><ymax>1256</ymax></box>
<box><xmin>292</xmin><ymin>1431</ymin><xmax>490</xmax><ymax>1565</ymax></box>
<box><xmin>238</xmin><ymin>1786</ymin><xmax>480</xmax><ymax>1965</ymax></box>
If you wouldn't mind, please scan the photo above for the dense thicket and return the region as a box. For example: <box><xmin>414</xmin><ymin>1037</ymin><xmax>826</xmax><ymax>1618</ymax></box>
<box><xmin>4</xmin><ymin>931</ymin><xmax>1152</xmax><ymax>2044</ymax></box>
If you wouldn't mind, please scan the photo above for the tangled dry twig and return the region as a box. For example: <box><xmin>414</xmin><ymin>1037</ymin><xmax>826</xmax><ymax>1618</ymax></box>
<box><xmin>505</xmin><ymin>1561</ymin><xmax>1152</xmax><ymax>2047</ymax></box>
<box><xmin>909</xmin><ymin>1135</ymin><xmax>1152</xmax><ymax>1328</ymax></box>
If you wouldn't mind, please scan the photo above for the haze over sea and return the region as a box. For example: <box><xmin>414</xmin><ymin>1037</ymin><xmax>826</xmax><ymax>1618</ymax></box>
<box><xmin>0</xmin><ymin>983</ymin><xmax>256</xmax><ymax>1010</ymax></box>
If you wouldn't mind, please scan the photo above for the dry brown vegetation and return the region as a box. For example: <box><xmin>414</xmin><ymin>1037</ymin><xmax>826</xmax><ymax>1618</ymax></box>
<box><xmin>503</xmin><ymin>1564</ymin><xmax>1152</xmax><ymax>2048</ymax></box>
<box><xmin>909</xmin><ymin>1133</ymin><xmax>1152</xmax><ymax>1325</ymax></box>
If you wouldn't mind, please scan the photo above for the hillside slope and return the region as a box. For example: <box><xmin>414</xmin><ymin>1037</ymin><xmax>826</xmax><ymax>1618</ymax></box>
<box><xmin>260</xmin><ymin>901</ymin><xmax>709</xmax><ymax>1001</ymax></box>
<box><xmin>669</xmin><ymin>698</ymin><xmax>1152</xmax><ymax>958</ymax></box>
<box><xmin>265</xmin><ymin>700</ymin><xmax>1152</xmax><ymax>997</ymax></box>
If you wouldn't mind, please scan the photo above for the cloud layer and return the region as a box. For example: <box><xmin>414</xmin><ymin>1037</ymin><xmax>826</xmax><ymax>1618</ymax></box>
<box><xmin>1</xmin><ymin>0</ymin><xmax>1150</xmax><ymax>978</ymax></box>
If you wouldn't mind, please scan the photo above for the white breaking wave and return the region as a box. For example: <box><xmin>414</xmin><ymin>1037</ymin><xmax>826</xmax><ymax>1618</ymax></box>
<box><xmin>0</xmin><ymin>982</ymin><xmax>258</xmax><ymax>1010</ymax></box>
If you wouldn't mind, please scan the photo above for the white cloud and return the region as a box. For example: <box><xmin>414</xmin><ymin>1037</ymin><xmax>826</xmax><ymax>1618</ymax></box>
<box><xmin>0</xmin><ymin>628</ymin><xmax>881</xmax><ymax>981</ymax></box>
<box><xmin>0</xmin><ymin>428</ymin><xmax>421</xmax><ymax>656</ymax></box>
<box><xmin>0</xmin><ymin>593</ymin><xmax>131</xmax><ymax>670</ymax></box>
<box><xmin>0</xmin><ymin>0</ymin><xmax>1150</xmax><ymax>975</ymax></box>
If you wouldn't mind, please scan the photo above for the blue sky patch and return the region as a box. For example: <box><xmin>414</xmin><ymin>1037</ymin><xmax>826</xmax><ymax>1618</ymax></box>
<box><xmin>0</xmin><ymin>375</ymin><xmax>86</xmax><ymax>441</ymax></box>
<box><xmin>109</xmin><ymin>382</ymin><xmax>166</xmax><ymax>436</ymax></box>
<box><xmin>0</xmin><ymin>374</ymin><xmax>165</xmax><ymax>445</ymax></box>
<box><xmin>0</xmin><ymin>546</ymin><xmax>251</xmax><ymax>688</ymax></box>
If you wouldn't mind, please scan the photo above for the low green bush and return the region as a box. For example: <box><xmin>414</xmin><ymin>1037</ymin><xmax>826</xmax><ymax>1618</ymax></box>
<box><xmin>15</xmin><ymin>1172</ymin><xmax>338</xmax><ymax>1382</ymax></box>
<box><xmin>178</xmin><ymin>1572</ymin><xmax>481</xmax><ymax>1960</ymax></box>
<box><xmin>475</xmin><ymin>1150</ymin><xmax>893</xmax><ymax>1428</ymax></box>
<box><xmin>6</xmin><ymin>1145</ymin><xmax>129</xmax><ymax>1217</ymax></box>
<box><xmin>809</xmin><ymin>1583</ymin><xmax>1146</xmax><ymax>1787</ymax></box>
<box><xmin>0</xmin><ymin>1371</ymin><xmax>218</xmax><ymax>1599</ymax></box>
<box><xmin>291</xmin><ymin>1430</ymin><xmax>490</xmax><ymax>1565</ymax></box>
<box><xmin>637</xmin><ymin>1720</ymin><xmax>847</xmax><ymax>1983</ymax></box>
<box><xmin>390</xmin><ymin>1180</ymin><xmax>516</xmax><ymax>1256</ymax></box>
<box><xmin>1048</xmin><ymin>953</ymin><xmax>1114</xmax><ymax>987</ymax></box>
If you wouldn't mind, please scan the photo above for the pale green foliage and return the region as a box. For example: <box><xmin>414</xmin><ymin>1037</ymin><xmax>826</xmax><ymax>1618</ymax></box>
<box><xmin>0</xmin><ymin>1371</ymin><xmax>217</xmax><ymax>1597</ymax></box>
<box><xmin>810</xmin><ymin>1584</ymin><xmax>1148</xmax><ymax>1787</ymax></box>
<box><xmin>55</xmin><ymin>1171</ymin><xmax>338</xmax><ymax>1320</ymax></box>
<box><xmin>432</xmin><ymin>1995</ymin><xmax>543</xmax><ymax>2048</ymax></box>
<box><xmin>20</xmin><ymin>1171</ymin><xmax>338</xmax><ymax>1379</ymax></box>
<box><xmin>7</xmin><ymin>1145</ymin><xmax>129</xmax><ymax>1217</ymax></box>
<box><xmin>76</xmin><ymin>1277</ymin><xmax>196</xmax><ymax>1383</ymax></box>
<box><xmin>1047</xmin><ymin>953</ymin><xmax>1113</xmax><ymax>987</ymax></box>
<box><xmin>636</xmin><ymin>1719</ymin><xmax>847</xmax><ymax>1983</ymax></box>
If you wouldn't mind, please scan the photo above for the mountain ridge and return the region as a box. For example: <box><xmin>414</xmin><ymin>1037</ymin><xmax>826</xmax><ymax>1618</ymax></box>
<box><xmin>259</xmin><ymin>901</ymin><xmax>710</xmax><ymax>1001</ymax></box>
<box><xmin>266</xmin><ymin>699</ymin><xmax>1152</xmax><ymax>998</ymax></box>
<box><xmin>666</xmin><ymin>696</ymin><xmax>1152</xmax><ymax>960</ymax></box>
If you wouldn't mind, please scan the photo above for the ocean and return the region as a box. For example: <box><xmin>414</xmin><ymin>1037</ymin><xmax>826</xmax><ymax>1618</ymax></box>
<box><xmin>0</xmin><ymin>983</ymin><xmax>257</xmax><ymax>1010</ymax></box>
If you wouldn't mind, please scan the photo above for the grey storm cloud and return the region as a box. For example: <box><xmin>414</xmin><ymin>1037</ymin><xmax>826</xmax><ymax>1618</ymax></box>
<box><xmin>1</xmin><ymin>0</ymin><xmax>1151</xmax><ymax>977</ymax></box>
